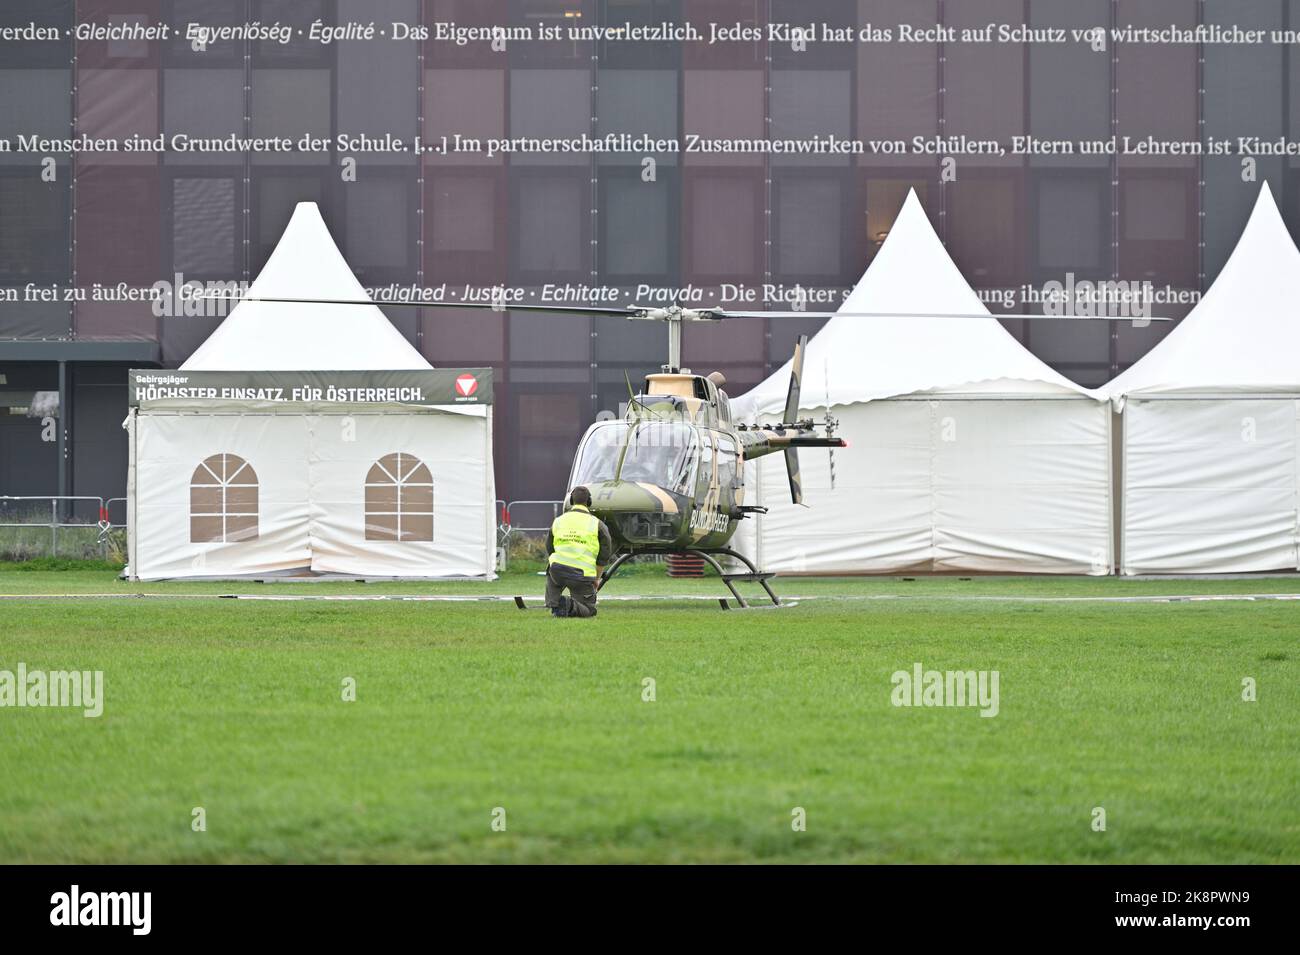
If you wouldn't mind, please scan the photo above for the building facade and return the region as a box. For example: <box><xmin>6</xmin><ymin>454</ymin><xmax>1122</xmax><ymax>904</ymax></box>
<box><xmin>2</xmin><ymin>0</ymin><xmax>1298</xmax><ymax>506</ymax></box>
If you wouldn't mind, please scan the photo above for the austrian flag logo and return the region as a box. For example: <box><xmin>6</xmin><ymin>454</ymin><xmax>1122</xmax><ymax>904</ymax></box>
<box><xmin>454</xmin><ymin>373</ymin><xmax>478</xmax><ymax>398</ymax></box>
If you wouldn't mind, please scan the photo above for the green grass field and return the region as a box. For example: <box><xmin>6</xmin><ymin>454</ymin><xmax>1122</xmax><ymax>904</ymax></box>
<box><xmin>1</xmin><ymin>566</ymin><xmax>1297</xmax><ymax>863</ymax></box>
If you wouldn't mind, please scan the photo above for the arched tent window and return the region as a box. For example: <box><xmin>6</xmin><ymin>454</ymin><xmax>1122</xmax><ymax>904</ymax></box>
<box><xmin>190</xmin><ymin>453</ymin><xmax>258</xmax><ymax>543</ymax></box>
<box><xmin>365</xmin><ymin>452</ymin><xmax>433</xmax><ymax>542</ymax></box>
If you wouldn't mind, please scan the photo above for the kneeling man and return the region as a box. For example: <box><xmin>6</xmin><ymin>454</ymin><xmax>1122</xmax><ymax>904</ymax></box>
<box><xmin>545</xmin><ymin>486</ymin><xmax>613</xmax><ymax>618</ymax></box>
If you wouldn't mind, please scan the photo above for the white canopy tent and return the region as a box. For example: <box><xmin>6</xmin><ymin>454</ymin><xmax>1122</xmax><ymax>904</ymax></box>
<box><xmin>732</xmin><ymin>190</ymin><xmax>1113</xmax><ymax>575</ymax></box>
<box><xmin>1107</xmin><ymin>183</ymin><xmax>1300</xmax><ymax>574</ymax></box>
<box><xmin>125</xmin><ymin>202</ymin><xmax>497</xmax><ymax>580</ymax></box>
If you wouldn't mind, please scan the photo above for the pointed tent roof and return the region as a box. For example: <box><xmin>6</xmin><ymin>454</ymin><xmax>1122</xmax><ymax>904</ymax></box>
<box><xmin>732</xmin><ymin>190</ymin><xmax>1089</xmax><ymax>419</ymax></box>
<box><xmin>1105</xmin><ymin>182</ymin><xmax>1300</xmax><ymax>398</ymax></box>
<box><xmin>182</xmin><ymin>203</ymin><xmax>430</xmax><ymax>371</ymax></box>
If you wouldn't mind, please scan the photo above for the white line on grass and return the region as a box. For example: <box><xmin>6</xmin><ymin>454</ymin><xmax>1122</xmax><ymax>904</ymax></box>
<box><xmin>3</xmin><ymin>592</ymin><xmax>1300</xmax><ymax>604</ymax></box>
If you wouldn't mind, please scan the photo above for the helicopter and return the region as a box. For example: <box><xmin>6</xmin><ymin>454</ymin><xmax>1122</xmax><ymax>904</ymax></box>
<box><xmin>565</xmin><ymin>325</ymin><xmax>841</xmax><ymax>608</ymax></box>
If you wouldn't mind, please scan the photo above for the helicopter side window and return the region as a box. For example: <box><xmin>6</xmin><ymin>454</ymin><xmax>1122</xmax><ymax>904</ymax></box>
<box><xmin>717</xmin><ymin>392</ymin><xmax>732</xmax><ymax>425</ymax></box>
<box><xmin>715</xmin><ymin>434</ymin><xmax>740</xmax><ymax>490</ymax></box>
<box><xmin>697</xmin><ymin>430</ymin><xmax>715</xmax><ymax>493</ymax></box>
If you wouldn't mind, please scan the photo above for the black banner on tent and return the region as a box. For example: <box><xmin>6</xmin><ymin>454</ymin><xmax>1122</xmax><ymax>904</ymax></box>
<box><xmin>127</xmin><ymin>368</ymin><xmax>493</xmax><ymax>409</ymax></box>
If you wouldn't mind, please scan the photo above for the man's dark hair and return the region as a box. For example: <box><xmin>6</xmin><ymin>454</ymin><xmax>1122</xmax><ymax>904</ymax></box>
<box><xmin>569</xmin><ymin>486</ymin><xmax>592</xmax><ymax>507</ymax></box>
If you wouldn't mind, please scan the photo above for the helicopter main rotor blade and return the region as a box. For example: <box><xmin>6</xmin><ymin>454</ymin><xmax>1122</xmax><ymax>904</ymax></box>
<box><xmin>200</xmin><ymin>295</ymin><xmax>639</xmax><ymax>317</ymax></box>
<box><xmin>199</xmin><ymin>295</ymin><xmax>1173</xmax><ymax>323</ymax></box>
<box><xmin>708</xmin><ymin>309</ymin><xmax>1173</xmax><ymax>322</ymax></box>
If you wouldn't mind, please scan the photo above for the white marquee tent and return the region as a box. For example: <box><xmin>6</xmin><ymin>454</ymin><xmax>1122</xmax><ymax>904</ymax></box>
<box><xmin>125</xmin><ymin>202</ymin><xmax>496</xmax><ymax>580</ymax></box>
<box><xmin>1106</xmin><ymin>183</ymin><xmax>1300</xmax><ymax>574</ymax></box>
<box><xmin>732</xmin><ymin>190</ymin><xmax>1113</xmax><ymax>575</ymax></box>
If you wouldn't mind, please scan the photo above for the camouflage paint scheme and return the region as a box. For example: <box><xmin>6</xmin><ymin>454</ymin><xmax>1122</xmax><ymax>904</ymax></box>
<box><xmin>569</xmin><ymin>369</ymin><xmax>844</xmax><ymax>556</ymax></box>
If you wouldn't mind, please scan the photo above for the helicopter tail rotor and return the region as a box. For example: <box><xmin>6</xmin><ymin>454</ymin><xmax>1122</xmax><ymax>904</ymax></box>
<box><xmin>784</xmin><ymin>447</ymin><xmax>804</xmax><ymax>506</ymax></box>
<box><xmin>824</xmin><ymin>358</ymin><xmax>839</xmax><ymax>491</ymax></box>
<box><xmin>783</xmin><ymin>335</ymin><xmax>806</xmax><ymax>426</ymax></box>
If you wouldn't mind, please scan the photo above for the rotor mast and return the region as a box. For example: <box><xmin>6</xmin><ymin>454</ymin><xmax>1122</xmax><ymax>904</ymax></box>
<box><xmin>666</xmin><ymin>310</ymin><xmax>682</xmax><ymax>372</ymax></box>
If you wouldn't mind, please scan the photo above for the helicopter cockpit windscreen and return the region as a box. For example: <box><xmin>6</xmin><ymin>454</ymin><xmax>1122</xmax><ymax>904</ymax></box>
<box><xmin>571</xmin><ymin>422</ymin><xmax>697</xmax><ymax>494</ymax></box>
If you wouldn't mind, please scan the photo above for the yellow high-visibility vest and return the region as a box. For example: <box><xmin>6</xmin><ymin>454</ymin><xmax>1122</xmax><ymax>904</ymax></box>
<box><xmin>549</xmin><ymin>504</ymin><xmax>600</xmax><ymax>577</ymax></box>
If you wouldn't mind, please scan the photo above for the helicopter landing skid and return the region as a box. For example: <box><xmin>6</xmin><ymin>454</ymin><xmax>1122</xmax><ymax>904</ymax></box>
<box><xmin>602</xmin><ymin>547</ymin><xmax>783</xmax><ymax>610</ymax></box>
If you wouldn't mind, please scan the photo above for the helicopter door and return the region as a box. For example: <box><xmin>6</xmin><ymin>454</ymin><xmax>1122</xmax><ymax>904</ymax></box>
<box><xmin>715</xmin><ymin>432</ymin><xmax>741</xmax><ymax>510</ymax></box>
<box><xmin>689</xmin><ymin>428</ymin><xmax>718</xmax><ymax>537</ymax></box>
<box><xmin>695</xmin><ymin>428</ymin><xmax>715</xmax><ymax>505</ymax></box>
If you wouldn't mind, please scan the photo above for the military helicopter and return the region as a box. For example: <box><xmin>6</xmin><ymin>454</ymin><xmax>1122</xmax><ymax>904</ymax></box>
<box><xmin>565</xmin><ymin>323</ymin><xmax>841</xmax><ymax>608</ymax></box>
<box><xmin>226</xmin><ymin>294</ymin><xmax>1168</xmax><ymax>608</ymax></box>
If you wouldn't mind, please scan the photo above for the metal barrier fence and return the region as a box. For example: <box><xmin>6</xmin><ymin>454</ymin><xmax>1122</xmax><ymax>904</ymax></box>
<box><xmin>496</xmin><ymin>499</ymin><xmax>565</xmax><ymax>571</ymax></box>
<box><xmin>0</xmin><ymin>495</ymin><xmax>120</xmax><ymax>560</ymax></box>
<box><xmin>0</xmin><ymin>494</ymin><xmax>576</xmax><ymax>567</ymax></box>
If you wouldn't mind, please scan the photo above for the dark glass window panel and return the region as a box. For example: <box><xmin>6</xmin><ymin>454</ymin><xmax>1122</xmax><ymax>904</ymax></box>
<box><xmin>947</xmin><ymin>177</ymin><xmax>1023</xmax><ymax>288</ymax></box>
<box><xmin>1116</xmin><ymin>0</ymin><xmax>1198</xmax><ymax>170</ymax></box>
<box><xmin>597</xmin><ymin>0</ymin><xmax>681</xmax><ymax>68</ymax></box>
<box><xmin>253</xmin><ymin>0</ymin><xmax>333</xmax><ymax>65</ymax></box>
<box><xmin>343</xmin><ymin>174</ymin><xmax>417</xmax><ymax>283</ymax></box>
<box><xmin>1123</xmin><ymin>177</ymin><xmax>1190</xmax><ymax>243</ymax></box>
<box><xmin>774</xmin><ymin>175</ymin><xmax>847</xmax><ymax>281</ymax></box>
<box><xmin>857</xmin><ymin>0</ymin><xmax>937</xmax><ymax>161</ymax></box>
<box><xmin>0</xmin><ymin>69</ymin><xmax>71</xmax><ymax>140</ymax></box>
<box><xmin>865</xmin><ymin>178</ymin><xmax>931</xmax><ymax>262</ymax></box>
<box><xmin>508</xmin><ymin>0</ymin><xmax>594</xmax><ymax>68</ymax></box>
<box><xmin>509</xmin><ymin>312</ymin><xmax>589</xmax><ymax>363</ymax></box>
<box><xmin>163</xmin><ymin>69</ymin><xmax>244</xmax><ymax>143</ymax></box>
<box><xmin>683</xmin><ymin>169</ymin><xmax>762</xmax><ymax>282</ymax></box>
<box><xmin>944</xmin><ymin>0</ymin><xmax>1025</xmax><ymax>160</ymax></box>
<box><xmin>600</xmin><ymin>171</ymin><xmax>674</xmax><ymax>282</ymax></box>
<box><xmin>424</xmin><ymin>0</ymin><xmax>509</xmax><ymax>68</ymax></box>
<box><xmin>337</xmin><ymin>0</ymin><xmax>419</xmax><ymax>140</ymax></box>
<box><xmin>510</xmin><ymin>387</ymin><xmax>586</xmax><ymax>500</ymax></box>
<box><xmin>251</xmin><ymin>172</ymin><xmax>326</xmax><ymax>272</ymax></box>
<box><xmin>1203</xmin><ymin>157</ymin><xmax>1278</xmax><ymax>283</ymax></box>
<box><xmin>76</xmin><ymin>166</ymin><xmax>161</xmax><ymax>287</ymax></box>
<box><xmin>426</xmin><ymin>168</ymin><xmax>507</xmax><ymax>285</ymax></box>
<box><xmin>514</xmin><ymin>173</ymin><xmax>588</xmax><ymax>279</ymax></box>
<box><xmin>1033</xmin><ymin>174</ymin><xmax>1108</xmax><ymax>277</ymax></box>
<box><xmin>0</xmin><ymin>173</ymin><xmax>70</xmax><ymax>284</ymax></box>
<box><xmin>1028</xmin><ymin>0</ymin><xmax>1110</xmax><ymax>146</ymax></box>
<box><xmin>682</xmin><ymin>0</ymin><xmax>763</xmax><ymax>69</ymax></box>
<box><xmin>167</xmin><ymin>0</ymin><xmax>245</xmax><ymax>64</ymax></box>
<box><xmin>595</xmin><ymin>68</ymin><xmax>678</xmax><ymax>148</ymax></box>
<box><xmin>770</xmin><ymin>0</ymin><xmax>853</xmax><ymax>70</ymax></box>
<box><xmin>420</xmin><ymin>306</ymin><xmax>506</xmax><ymax>364</ymax></box>
<box><xmin>770</xmin><ymin>69</ymin><xmax>851</xmax><ymax>155</ymax></box>
<box><xmin>682</xmin><ymin>68</ymin><xmax>765</xmax><ymax>153</ymax></box>
<box><xmin>425</xmin><ymin>67</ymin><xmax>507</xmax><ymax>153</ymax></box>
<box><xmin>171</xmin><ymin>176</ymin><xmax>238</xmax><ymax>277</ymax></box>
<box><xmin>1204</xmin><ymin>0</ymin><xmax>1283</xmax><ymax>142</ymax></box>
<box><xmin>76</xmin><ymin>1</ymin><xmax>162</xmax><ymax>70</ymax></box>
<box><xmin>594</xmin><ymin>318</ymin><xmax>668</xmax><ymax>364</ymax></box>
<box><xmin>251</xmin><ymin>69</ymin><xmax>332</xmax><ymax>141</ymax></box>
<box><xmin>76</xmin><ymin>67</ymin><xmax>159</xmax><ymax>142</ymax></box>
<box><xmin>0</xmin><ymin>0</ymin><xmax>73</xmax><ymax>68</ymax></box>
<box><xmin>510</xmin><ymin>68</ymin><xmax>590</xmax><ymax>140</ymax></box>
